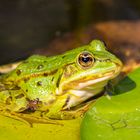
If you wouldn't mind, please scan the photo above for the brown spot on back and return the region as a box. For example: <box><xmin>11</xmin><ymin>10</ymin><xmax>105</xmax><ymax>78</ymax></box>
<box><xmin>11</xmin><ymin>86</ymin><xmax>21</xmax><ymax>90</ymax></box>
<box><xmin>16</xmin><ymin>69</ymin><xmax>22</xmax><ymax>76</ymax></box>
<box><xmin>16</xmin><ymin>69</ymin><xmax>58</xmax><ymax>83</ymax></box>
<box><xmin>43</xmin><ymin>69</ymin><xmax>58</xmax><ymax>77</ymax></box>
<box><xmin>15</xmin><ymin>94</ymin><xmax>24</xmax><ymax>99</ymax></box>
<box><xmin>24</xmin><ymin>77</ymin><xmax>29</xmax><ymax>83</ymax></box>
<box><xmin>43</xmin><ymin>73</ymin><xmax>48</xmax><ymax>76</ymax></box>
<box><xmin>37</xmin><ymin>81</ymin><xmax>43</xmax><ymax>86</ymax></box>
<box><xmin>37</xmin><ymin>65</ymin><xmax>44</xmax><ymax>70</ymax></box>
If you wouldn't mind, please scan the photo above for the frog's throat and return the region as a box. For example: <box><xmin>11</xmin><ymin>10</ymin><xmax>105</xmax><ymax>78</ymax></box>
<box><xmin>60</xmin><ymin>76</ymin><xmax>111</xmax><ymax>109</ymax></box>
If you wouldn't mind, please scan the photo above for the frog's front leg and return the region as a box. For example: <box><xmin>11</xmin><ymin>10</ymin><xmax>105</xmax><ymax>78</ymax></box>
<box><xmin>0</xmin><ymin>105</ymin><xmax>62</xmax><ymax>126</ymax></box>
<box><xmin>44</xmin><ymin>93</ymin><xmax>92</xmax><ymax>120</ymax></box>
<box><xmin>44</xmin><ymin>94</ymin><xmax>68</xmax><ymax>119</ymax></box>
<box><xmin>44</xmin><ymin>101</ymin><xmax>91</xmax><ymax>120</ymax></box>
<box><xmin>60</xmin><ymin>102</ymin><xmax>91</xmax><ymax>119</ymax></box>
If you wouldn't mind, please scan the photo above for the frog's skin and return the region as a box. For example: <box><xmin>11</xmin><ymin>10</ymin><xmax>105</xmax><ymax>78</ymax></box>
<box><xmin>0</xmin><ymin>40</ymin><xmax>122</xmax><ymax>121</ymax></box>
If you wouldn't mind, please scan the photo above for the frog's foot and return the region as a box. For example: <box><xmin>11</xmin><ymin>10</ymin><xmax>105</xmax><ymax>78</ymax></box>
<box><xmin>44</xmin><ymin>101</ymin><xmax>93</xmax><ymax>120</ymax></box>
<box><xmin>61</xmin><ymin>101</ymin><xmax>93</xmax><ymax>119</ymax></box>
<box><xmin>0</xmin><ymin>109</ymin><xmax>63</xmax><ymax>126</ymax></box>
<box><xmin>0</xmin><ymin>109</ymin><xmax>32</xmax><ymax>126</ymax></box>
<box><xmin>15</xmin><ymin>112</ymin><xmax>63</xmax><ymax>126</ymax></box>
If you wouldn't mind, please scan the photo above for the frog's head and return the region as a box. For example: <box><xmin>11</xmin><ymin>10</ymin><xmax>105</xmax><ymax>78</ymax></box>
<box><xmin>56</xmin><ymin>40</ymin><xmax>122</xmax><ymax>101</ymax></box>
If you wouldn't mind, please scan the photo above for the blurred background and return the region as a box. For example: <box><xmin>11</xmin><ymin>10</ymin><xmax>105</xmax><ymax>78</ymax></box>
<box><xmin>0</xmin><ymin>0</ymin><xmax>140</xmax><ymax>65</ymax></box>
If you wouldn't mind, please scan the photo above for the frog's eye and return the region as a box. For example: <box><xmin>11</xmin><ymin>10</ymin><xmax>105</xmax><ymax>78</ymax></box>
<box><xmin>78</xmin><ymin>52</ymin><xmax>94</xmax><ymax>69</ymax></box>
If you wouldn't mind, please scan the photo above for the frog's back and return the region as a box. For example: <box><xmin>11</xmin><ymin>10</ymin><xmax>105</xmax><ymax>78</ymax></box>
<box><xmin>2</xmin><ymin>46</ymin><xmax>87</xmax><ymax>82</ymax></box>
<box><xmin>1</xmin><ymin>55</ymin><xmax>63</xmax><ymax>82</ymax></box>
<box><xmin>1</xmin><ymin>41</ymin><xmax>108</xmax><ymax>82</ymax></box>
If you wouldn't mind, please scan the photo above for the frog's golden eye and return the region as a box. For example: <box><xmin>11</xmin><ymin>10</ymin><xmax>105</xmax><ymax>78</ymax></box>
<box><xmin>78</xmin><ymin>52</ymin><xmax>94</xmax><ymax>69</ymax></box>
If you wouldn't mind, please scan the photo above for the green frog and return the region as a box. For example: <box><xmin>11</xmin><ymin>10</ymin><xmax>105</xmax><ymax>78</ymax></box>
<box><xmin>0</xmin><ymin>40</ymin><xmax>122</xmax><ymax>122</ymax></box>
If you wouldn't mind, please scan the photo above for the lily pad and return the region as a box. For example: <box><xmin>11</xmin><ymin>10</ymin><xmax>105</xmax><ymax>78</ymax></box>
<box><xmin>0</xmin><ymin>115</ymin><xmax>82</xmax><ymax>140</ymax></box>
<box><xmin>81</xmin><ymin>67</ymin><xmax>140</xmax><ymax>140</ymax></box>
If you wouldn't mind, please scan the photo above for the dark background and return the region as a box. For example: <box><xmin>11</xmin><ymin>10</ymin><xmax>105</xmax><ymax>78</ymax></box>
<box><xmin>0</xmin><ymin>0</ymin><xmax>140</xmax><ymax>65</ymax></box>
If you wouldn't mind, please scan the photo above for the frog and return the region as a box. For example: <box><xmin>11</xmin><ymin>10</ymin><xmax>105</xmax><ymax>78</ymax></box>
<box><xmin>0</xmin><ymin>40</ymin><xmax>122</xmax><ymax>122</ymax></box>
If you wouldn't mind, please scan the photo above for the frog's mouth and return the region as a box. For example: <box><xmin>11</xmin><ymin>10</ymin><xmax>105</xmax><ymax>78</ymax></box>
<box><xmin>56</xmin><ymin>64</ymin><xmax>122</xmax><ymax>109</ymax></box>
<box><xmin>75</xmin><ymin>69</ymin><xmax>119</xmax><ymax>89</ymax></box>
<box><xmin>59</xmin><ymin>64</ymin><xmax>121</xmax><ymax>92</ymax></box>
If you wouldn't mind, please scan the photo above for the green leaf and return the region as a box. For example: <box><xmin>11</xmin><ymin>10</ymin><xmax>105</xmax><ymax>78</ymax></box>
<box><xmin>81</xmin><ymin>67</ymin><xmax>140</xmax><ymax>140</ymax></box>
